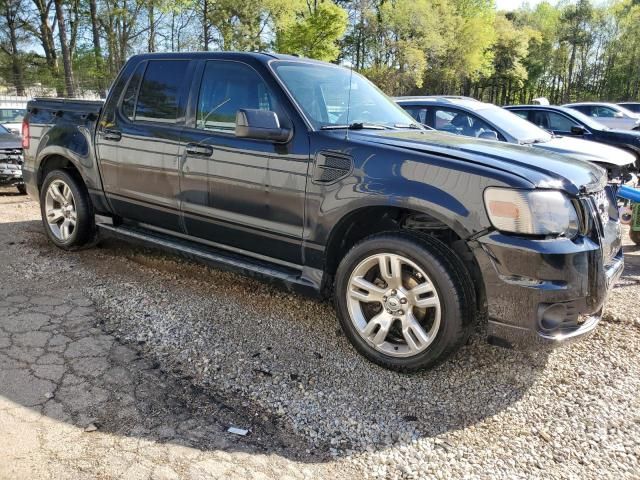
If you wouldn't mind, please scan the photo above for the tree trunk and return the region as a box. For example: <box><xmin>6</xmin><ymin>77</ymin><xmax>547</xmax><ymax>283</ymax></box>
<box><xmin>54</xmin><ymin>0</ymin><xmax>75</xmax><ymax>97</ymax></box>
<box><xmin>148</xmin><ymin>2</ymin><xmax>156</xmax><ymax>52</ymax></box>
<box><xmin>203</xmin><ymin>0</ymin><xmax>209</xmax><ymax>50</ymax></box>
<box><xmin>32</xmin><ymin>0</ymin><xmax>61</xmax><ymax>95</ymax></box>
<box><xmin>89</xmin><ymin>0</ymin><xmax>106</xmax><ymax>97</ymax></box>
<box><xmin>4</xmin><ymin>0</ymin><xmax>25</xmax><ymax>95</ymax></box>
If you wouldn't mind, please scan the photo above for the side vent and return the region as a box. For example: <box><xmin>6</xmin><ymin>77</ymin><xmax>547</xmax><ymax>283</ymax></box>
<box><xmin>313</xmin><ymin>152</ymin><xmax>352</xmax><ymax>184</ymax></box>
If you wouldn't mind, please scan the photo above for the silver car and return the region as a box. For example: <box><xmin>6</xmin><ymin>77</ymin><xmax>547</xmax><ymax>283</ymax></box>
<box><xmin>563</xmin><ymin>102</ymin><xmax>640</xmax><ymax>131</ymax></box>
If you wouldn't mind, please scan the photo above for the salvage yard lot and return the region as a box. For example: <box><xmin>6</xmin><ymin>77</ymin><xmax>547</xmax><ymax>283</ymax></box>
<box><xmin>1</xmin><ymin>186</ymin><xmax>639</xmax><ymax>479</ymax></box>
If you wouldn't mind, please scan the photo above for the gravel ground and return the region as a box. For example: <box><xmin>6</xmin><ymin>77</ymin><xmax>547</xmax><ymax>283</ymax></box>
<box><xmin>1</xmin><ymin>186</ymin><xmax>639</xmax><ymax>479</ymax></box>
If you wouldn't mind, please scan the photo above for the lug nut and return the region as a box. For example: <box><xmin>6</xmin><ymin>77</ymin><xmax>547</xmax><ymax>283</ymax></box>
<box><xmin>400</xmin><ymin>298</ymin><xmax>407</xmax><ymax>304</ymax></box>
<box><xmin>391</xmin><ymin>289</ymin><xmax>397</xmax><ymax>295</ymax></box>
<box><xmin>399</xmin><ymin>310</ymin><xmax>404</xmax><ymax>315</ymax></box>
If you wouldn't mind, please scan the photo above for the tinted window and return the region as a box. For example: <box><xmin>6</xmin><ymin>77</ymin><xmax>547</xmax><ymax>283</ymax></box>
<box><xmin>0</xmin><ymin>108</ymin><xmax>25</xmax><ymax>123</ymax></box>
<box><xmin>593</xmin><ymin>106</ymin><xmax>617</xmax><ymax>118</ymax></box>
<box><xmin>547</xmin><ymin>112</ymin><xmax>579</xmax><ymax>131</ymax></box>
<box><xmin>511</xmin><ymin>110</ymin><xmax>529</xmax><ymax>120</ymax></box>
<box><xmin>135</xmin><ymin>60</ymin><xmax>188</xmax><ymax>123</ymax></box>
<box><xmin>122</xmin><ymin>63</ymin><xmax>145</xmax><ymax>120</ymax></box>
<box><xmin>621</xmin><ymin>103</ymin><xmax>640</xmax><ymax>113</ymax></box>
<box><xmin>402</xmin><ymin>106</ymin><xmax>428</xmax><ymax>124</ymax></box>
<box><xmin>196</xmin><ymin>61</ymin><xmax>277</xmax><ymax>133</ymax></box>
<box><xmin>433</xmin><ymin>108</ymin><xmax>499</xmax><ymax>138</ymax></box>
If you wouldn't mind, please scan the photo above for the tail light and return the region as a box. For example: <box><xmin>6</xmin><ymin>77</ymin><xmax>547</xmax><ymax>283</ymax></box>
<box><xmin>21</xmin><ymin>117</ymin><xmax>29</xmax><ymax>149</ymax></box>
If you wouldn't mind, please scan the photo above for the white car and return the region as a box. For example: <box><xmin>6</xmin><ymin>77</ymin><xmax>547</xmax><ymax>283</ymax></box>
<box><xmin>0</xmin><ymin>101</ymin><xmax>27</xmax><ymax>135</ymax></box>
<box><xmin>563</xmin><ymin>102</ymin><xmax>640</xmax><ymax>131</ymax></box>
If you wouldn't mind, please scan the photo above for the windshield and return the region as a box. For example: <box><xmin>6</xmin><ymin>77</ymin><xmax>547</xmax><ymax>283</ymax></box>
<box><xmin>0</xmin><ymin>108</ymin><xmax>25</xmax><ymax>123</ymax></box>
<box><xmin>271</xmin><ymin>61</ymin><xmax>418</xmax><ymax>129</ymax></box>
<box><xmin>559</xmin><ymin>107</ymin><xmax>609</xmax><ymax>130</ymax></box>
<box><xmin>480</xmin><ymin>106</ymin><xmax>552</xmax><ymax>143</ymax></box>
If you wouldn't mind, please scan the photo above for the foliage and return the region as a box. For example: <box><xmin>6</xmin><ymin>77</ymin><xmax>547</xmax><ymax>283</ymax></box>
<box><xmin>0</xmin><ymin>0</ymin><xmax>638</xmax><ymax>102</ymax></box>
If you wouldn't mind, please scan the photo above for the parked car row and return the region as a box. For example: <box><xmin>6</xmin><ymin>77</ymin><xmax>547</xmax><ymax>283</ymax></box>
<box><xmin>396</xmin><ymin>96</ymin><xmax>638</xmax><ymax>183</ymax></box>
<box><xmin>22</xmin><ymin>52</ymin><xmax>624</xmax><ymax>372</ymax></box>
<box><xmin>0</xmin><ymin>99</ymin><xmax>27</xmax><ymax>194</ymax></box>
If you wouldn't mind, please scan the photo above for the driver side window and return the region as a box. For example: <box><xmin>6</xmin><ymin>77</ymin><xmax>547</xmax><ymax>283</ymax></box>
<box><xmin>593</xmin><ymin>106</ymin><xmax>617</xmax><ymax>118</ymax></box>
<box><xmin>196</xmin><ymin>61</ymin><xmax>277</xmax><ymax>133</ymax></box>
<box><xmin>547</xmin><ymin>112</ymin><xmax>579</xmax><ymax>131</ymax></box>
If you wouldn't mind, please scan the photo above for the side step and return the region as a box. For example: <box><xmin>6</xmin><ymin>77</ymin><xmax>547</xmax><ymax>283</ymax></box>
<box><xmin>96</xmin><ymin>223</ymin><xmax>319</xmax><ymax>296</ymax></box>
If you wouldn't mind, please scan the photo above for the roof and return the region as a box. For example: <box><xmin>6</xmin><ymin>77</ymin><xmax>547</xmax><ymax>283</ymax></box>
<box><xmin>394</xmin><ymin>96</ymin><xmax>491</xmax><ymax>111</ymax></box>
<box><xmin>562</xmin><ymin>101</ymin><xmax>623</xmax><ymax>108</ymax></box>
<box><xmin>126</xmin><ymin>51</ymin><xmax>330</xmax><ymax>66</ymax></box>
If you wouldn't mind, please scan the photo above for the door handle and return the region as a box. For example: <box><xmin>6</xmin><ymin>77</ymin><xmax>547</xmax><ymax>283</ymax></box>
<box><xmin>101</xmin><ymin>128</ymin><xmax>122</xmax><ymax>141</ymax></box>
<box><xmin>186</xmin><ymin>143</ymin><xmax>214</xmax><ymax>157</ymax></box>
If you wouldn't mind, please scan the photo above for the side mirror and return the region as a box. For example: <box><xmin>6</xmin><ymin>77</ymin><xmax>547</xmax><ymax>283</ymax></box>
<box><xmin>570</xmin><ymin>125</ymin><xmax>587</xmax><ymax>135</ymax></box>
<box><xmin>235</xmin><ymin>109</ymin><xmax>291</xmax><ymax>142</ymax></box>
<box><xmin>478</xmin><ymin>130</ymin><xmax>498</xmax><ymax>141</ymax></box>
<box><xmin>613</xmin><ymin>111</ymin><xmax>624</xmax><ymax>118</ymax></box>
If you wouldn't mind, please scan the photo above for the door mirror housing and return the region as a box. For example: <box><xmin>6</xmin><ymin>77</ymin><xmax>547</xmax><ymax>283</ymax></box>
<box><xmin>478</xmin><ymin>130</ymin><xmax>498</xmax><ymax>141</ymax></box>
<box><xmin>235</xmin><ymin>109</ymin><xmax>291</xmax><ymax>142</ymax></box>
<box><xmin>570</xmin><ymin>125</ymin><xmax>587</xmax><ymax>135</ymax></box>
<box><xmin>613</xmin><ymin>111</ymin><xmax>624</xmax><ymax>118</ymax></box>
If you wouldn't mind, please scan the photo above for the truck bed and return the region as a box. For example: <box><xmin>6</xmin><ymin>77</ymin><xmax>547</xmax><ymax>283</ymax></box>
<box><xmin>29</xmin><ymin>97</ymin><xmax>104</xmax><ymax>116</ymax></box>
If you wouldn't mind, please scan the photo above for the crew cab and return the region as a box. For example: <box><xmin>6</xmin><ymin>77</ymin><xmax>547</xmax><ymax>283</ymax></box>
<box><xmin>22</xmin><ymin>52</ymin><xmax>623</xmax><ymax>371</ymax></box>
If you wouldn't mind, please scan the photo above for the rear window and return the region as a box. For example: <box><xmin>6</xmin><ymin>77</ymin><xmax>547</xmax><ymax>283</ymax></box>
<box><xmin>132</xmin><ymin>60</ymin><xmax>188</xmax><ymax>124</ymax></box>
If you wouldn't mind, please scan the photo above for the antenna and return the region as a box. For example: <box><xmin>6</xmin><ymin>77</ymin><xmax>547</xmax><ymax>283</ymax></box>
<box><xmin>344</xmin><ymin>60</ymin><xmax>354</xmax><ymax>140</ymax></box>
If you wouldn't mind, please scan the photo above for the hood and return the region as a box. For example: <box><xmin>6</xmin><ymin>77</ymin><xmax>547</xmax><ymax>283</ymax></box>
<box><xmin>344</xmin><ymin>130</ymin><xmax>606</xmax><ymax>195</ymax></box>
<box><xmin>1</xmin><ymin>122</ymin><xmax>21</xmax><ymax>135</ymax></box>
<box><xmin>536</xmin><ymin>136</ymin><xmax>635</xmax><ymax>167</ymax></box>
<box><xmin>0</xmin><ymin>132</ymin><xmax>21</xmax><ymax>150</ymax></box>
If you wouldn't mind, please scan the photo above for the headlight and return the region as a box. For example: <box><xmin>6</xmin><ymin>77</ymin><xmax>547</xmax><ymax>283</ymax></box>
<box><xmin>483</xmin><ymin>188</ymin><xmax>580</xmax><ymax>237</ymax></box>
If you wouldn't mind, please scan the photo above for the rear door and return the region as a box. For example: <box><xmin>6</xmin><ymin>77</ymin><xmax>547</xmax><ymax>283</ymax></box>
<box><xmin>97</xmin><ymin>58</ymin><xmax>194</xmax><ymax>232</ymax></box>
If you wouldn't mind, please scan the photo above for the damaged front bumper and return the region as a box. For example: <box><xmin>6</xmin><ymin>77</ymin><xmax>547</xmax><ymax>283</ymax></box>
<box><xmin>472</xmin><ymin>187</ymin><xmax>623</xmax><ymax>349</ymax></box>
<box><xmin>0</xmin><ymin>154</ymin><xmax>24</xmax><ymax>187</ymax></box>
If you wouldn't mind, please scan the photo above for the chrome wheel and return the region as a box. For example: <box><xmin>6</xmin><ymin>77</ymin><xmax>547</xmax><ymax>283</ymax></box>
<box><xmin>44</xmin><ymin>179</ymin><xmax>77</xmax><ymax>241</ymax></box>
<box><xmin>346</xmin><ymin>253</ymin><xmax>441</xmax><ymax>358</ymax></box>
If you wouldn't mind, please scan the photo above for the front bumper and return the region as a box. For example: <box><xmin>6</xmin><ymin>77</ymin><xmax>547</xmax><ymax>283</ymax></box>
<box><xmin>472</xmin><ymin>188</ymin><xmax>623</xmax><ymax>349</ymax></box>
<box><xmin>0</xmin><ymin>160</ymin><xmax>23</xmax><ymax>186</ymax></box>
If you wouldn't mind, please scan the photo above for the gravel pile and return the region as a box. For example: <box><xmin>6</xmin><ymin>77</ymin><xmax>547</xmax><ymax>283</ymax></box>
<box><xmin>4</xmin><ymin>192</ymin><xmax>640</xmax><ymax>479</ymax></box>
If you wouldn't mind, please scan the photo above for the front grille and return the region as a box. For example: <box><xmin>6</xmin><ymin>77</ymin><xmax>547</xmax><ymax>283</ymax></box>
<box><xmin>591</xmin><ymin>189</ymin><xmax>610</xmax><ymax>225</ymax></box>
<box><xmin>0</xmin><ymin>148</ymin><xmax>23</xmax><ymax>164</ymax></box>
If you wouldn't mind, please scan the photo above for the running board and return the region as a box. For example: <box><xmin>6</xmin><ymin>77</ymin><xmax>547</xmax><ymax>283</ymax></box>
<box><xmin>96</xmin><ymin>223</ymin><xmax>319</xmax><ymax>296</ymax></box>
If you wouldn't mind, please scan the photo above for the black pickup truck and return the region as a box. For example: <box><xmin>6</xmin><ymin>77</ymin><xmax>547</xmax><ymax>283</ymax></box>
<box><xmin>23</xmin><ymin>52</ymin><xmax>624</xmax><ymax>371</ymax></box>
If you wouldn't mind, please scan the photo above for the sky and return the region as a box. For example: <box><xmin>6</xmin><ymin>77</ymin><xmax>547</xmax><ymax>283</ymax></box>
<box><xmin>495</xmin><ymin>0</ymin><xmax>545</xmax><ymax>10</ymax></box>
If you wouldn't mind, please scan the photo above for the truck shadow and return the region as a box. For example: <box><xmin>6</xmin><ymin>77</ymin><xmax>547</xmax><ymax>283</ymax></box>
<box><xmin>1</xmin><ymin>219</ymin><xmax>553</xmax><ymax>464</ymax></box>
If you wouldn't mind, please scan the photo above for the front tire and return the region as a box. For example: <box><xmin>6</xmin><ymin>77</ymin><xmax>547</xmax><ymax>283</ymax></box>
<box><xmin>16</xmin><ymin>184</ymin><xmax>26</xmax><ymax>195</ymax></box>
<box><xmin>335</xmin><ymin>232</ymin><xmax>476</xmax><ymax>372</ymax></box>
<box><xmin>40</xmin><ymin>169</ymin><xmax>95</xmax><ymax>250</ymax></box>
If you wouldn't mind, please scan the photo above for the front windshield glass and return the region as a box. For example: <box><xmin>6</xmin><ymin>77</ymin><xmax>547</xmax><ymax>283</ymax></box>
<box><xmin>271</xmin><ymin>61</ymin><xmax>418</xmax><ymax>129</ymax></box>
<box><xmin>480</xmin><ymin>106</ymin><xmax>552</xmax><ymax>143</ymax></box>
<box><xmin>0</xmin><ymin>108</ymin><xmax>25</xmax><ymax>123</ymax></box>
<box><xmin>559</xmin><ymin>107</ymin><xmax>609</xmax><ymax>130</ymax></box>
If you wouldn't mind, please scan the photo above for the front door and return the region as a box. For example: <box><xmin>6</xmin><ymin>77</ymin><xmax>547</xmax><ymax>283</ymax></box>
<box><xmin>178</xmin><ymin>60</ymin><xmax>309</xmax><ymax>266</ymax></box>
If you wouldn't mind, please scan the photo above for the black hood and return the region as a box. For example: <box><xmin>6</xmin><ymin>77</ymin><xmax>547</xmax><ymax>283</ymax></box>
<box><xmin>344</xmin><ymin>130</ymin><xmax>607</xmax><ymax>195</ymax></box>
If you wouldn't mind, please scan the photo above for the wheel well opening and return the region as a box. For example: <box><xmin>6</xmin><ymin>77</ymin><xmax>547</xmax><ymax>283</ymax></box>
<box><xmin>324</xmin><ymin>206</ymin><xmax>486</xmax><ymax>310</ymax></box>
<box><xmin>38</xmin><ymin>155</ymin><xmax>82</xmax><ymax>191</ymax></box>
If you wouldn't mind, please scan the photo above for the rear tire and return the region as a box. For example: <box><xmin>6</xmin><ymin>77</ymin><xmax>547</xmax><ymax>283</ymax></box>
<box><xmin>40</xmin><ymin>169</ymin><xmax>96</xmax><ymax>250</ymax></box>
<box><xmin>16</xmin><ymin>184</ymin><xmax>26</xmax><ymax>195</ymax></box>
<box><xmin>334</xmin><ymin>231</ymin><xmax>476</xmax><ymax>372</ymax></box>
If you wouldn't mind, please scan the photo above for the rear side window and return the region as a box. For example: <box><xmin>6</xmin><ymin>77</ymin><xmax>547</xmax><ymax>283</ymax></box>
<box><xmin>547</xmin><ymin>112</ymin><xmax>578</xmax><ymax>131</ymax></box>
<box><xmin>196</xmin><ymin>61</ymin><xmax>277</xmax><ymax>133</ymax></box>
<box><xmin>134</xmin><ymin>60</ymin><xmax>188</xmax><ymax>123</ymax></box>
<box><xmin>121</xmin><ymin>63</ymin><xmax>145</xmax><ymax>120</ymax></box>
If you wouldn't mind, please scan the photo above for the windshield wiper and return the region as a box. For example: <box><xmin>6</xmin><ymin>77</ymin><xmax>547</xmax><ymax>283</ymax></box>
<box><xmin>519</xmin><ymin>138</ymin><xmax>548</xmax><ymax>145</ymax></box>
<box><xmin>320</xmin><ymin>122</ymin><xmax>388</xmax><ymax>130</ymax></box>
<box><xmin>393</xmin><ymin>122</ymin><xmax>423</xmax><ymax>130</ymax></box>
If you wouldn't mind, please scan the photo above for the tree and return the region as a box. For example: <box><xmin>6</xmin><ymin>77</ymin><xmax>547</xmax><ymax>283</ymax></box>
<box><xmin>276</xmin><ymin>0</ymin><xmax>348</xmax><ymax>61</ymax></box>
<box><xmin>0</xmin><ymin>0</ymin><xmax>25</xmax><ymax>95</ymax></box>
<box><xmin>54</xmin><ymin>0</ymin><xmax>75</xmax><ymax>96</ymax></box>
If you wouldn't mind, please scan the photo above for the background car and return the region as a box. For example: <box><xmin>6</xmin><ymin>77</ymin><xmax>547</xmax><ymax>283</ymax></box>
<box><xmin>396</xmin><ymin>96</ymin><xmax>636</xmax><ymax>182</ymax></box>
<box><xmin>505</xmin><ymin>104</ymin><xmax>640</xmax><ymax>171</ymax></box>
<box><xmin>563</xmin><ymin>102</ymin><xmax>640</xmax><ymax>130</ymax></box>
<box><xmin>619</xmin><ymin>102</ymin><xmax>640</xmax><ymax>114</ymax></box>
<box><xmin>0</xmin><ymin>100</ymin><xmax>27</xmax><ymax>135</ymax></box>
<box><xmin>0</xmin><ymin>123</ymin><xmax>24</xmax><ymax>194</ymax></box>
